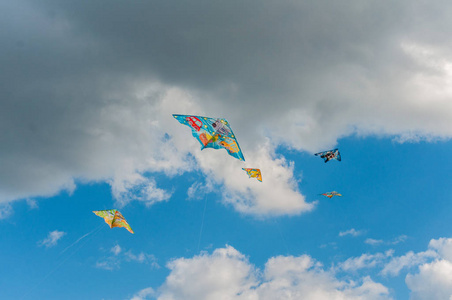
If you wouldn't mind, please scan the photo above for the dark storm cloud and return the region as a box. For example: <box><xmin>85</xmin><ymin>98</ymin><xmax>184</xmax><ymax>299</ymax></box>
<box><xmin>28</xmin><ymin>0</ymin><xmax>452</xmax><ymax>136</ymax></box>
<box><xmin>1</xmin><ymin>0</ymin><xmax>452</xmax><ymax>205</ymax></box>
<box><xmin>27</xmin><ymin>0</ymin><xmax>408</xmax><ymax>93</ymax></box>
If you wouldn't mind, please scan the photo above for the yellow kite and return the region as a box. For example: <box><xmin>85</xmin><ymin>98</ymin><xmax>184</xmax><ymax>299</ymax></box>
<box><xmin>242</xmin><ymin>168</ymin><xmax>262</xmax><ymax>182</ymax></box>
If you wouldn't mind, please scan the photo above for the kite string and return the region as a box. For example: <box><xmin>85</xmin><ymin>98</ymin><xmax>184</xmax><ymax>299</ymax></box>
<box><xmin>59</xmin><ymin>224</ymin><xmax>104</xmax><ymax>255</ymax></box>
<box><xmin>196</xmin><ymin>193</ymin><xmax>208</xmax><ymax>253</ymax></box>
<box><xmin>20</xmin><ymin>224</ymin><xmax>104</xmax><ymax>300</ymax></box>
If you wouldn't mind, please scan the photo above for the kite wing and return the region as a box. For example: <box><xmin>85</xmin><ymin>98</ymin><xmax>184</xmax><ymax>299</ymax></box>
<box><xmin>173</xmin><ymin>114</ymin><xmax>245</xmax><ymax>161</ymax></box>
<box><xmin>93</xmin><ymin>209</ymin><xmax>134</xmax><ymax>234</ymax></box>
<box><xmin>242</xmin><ymin>168</ymin><xmax>262</xmax><ymax>182</ymax></box>
<box><xmin>314</xmin><ymin>148</ymin><xmax>341</xmax><ymax>163</ymax></box>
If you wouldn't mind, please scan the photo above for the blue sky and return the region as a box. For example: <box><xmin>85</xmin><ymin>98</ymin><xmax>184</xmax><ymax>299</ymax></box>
<box><xmin>2</xmin><ymin>0</ymin><xmax>452</xmax><ymax>299</ymax></box>
<box><xmin>2</xmin><ymin>137</ymin><xmax>452</xmax><ymax>299</ymax></box>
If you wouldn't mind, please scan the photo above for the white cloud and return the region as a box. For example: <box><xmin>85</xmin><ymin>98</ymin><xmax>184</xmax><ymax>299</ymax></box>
<box><xmin>339</xmin><ymin>250</ymin><xmax>394</xmax><ymax>272</ymax></box>
<box><xmin>155</xmin><ymin>245</ymin><xmax>391</xmax><ymax>300</ymax></box>
<box><xmin>428</xmin><ymin>238</ymin><xmax>452</xmax><ymax>261</ymax></box>
<box><xmin>364</xmin><ymin>236</ymin><xmax>408</xmax><ymax>248</ymax></box>
<box><xmin>187</xmin><ymin>180</ymin><xmax>214</xmax><ymax>200</ymax></box>
<box><xmin>38</xmin><ymin>230</ymin><xmax>66</xmax><ymax>248</ymax></box>
<box><xmin>406</xmin><ymin>260</ymin><xmax>452</xmax><ymax>300</ymax></box>
<box><xmin>125</xmin><ymin>251</ymin><xmax>160</xmax><ymax>269</ymax></box>
<box><xmin>111</xmin><ymin>244</ymin><xmax>122</xmax><ymax>256</ymax></box>
<box><xmin>97</xmin><ymin>244</ymin><xmax>158</xmax><ymax>271</ymax></box>
<box><xmin>376</xmin><ymin>237</ymin><xmax>452</xmax><ymax>299</ymax></box>
<box><xmin>193</xmin><ymin>140</ymin><xmax>315</xmax><ymax>216</ymax></box>
<box><xmin>364</xmin><ymin>235</ymin><xmax>407</xmax><ymax>247</ymax></box>
<box><xmin>0</xmin><ymin>203</ymin><xmax>13</xmax><ymax>220</ymax></box>
<box><xmin>319</xmin><ymin>242</ymin><xmax>338</xmax><ymax>250</ymax></box>
<box><xmin>381</xmin><ymin>250</ymin><xmax>437</xmax><ymax>276</ymax></box>
<box><xmin>366</xmin><ymin>239</ymin><xmax>385</xmax><ymax>246</ymax></box>
<box><xmin>339</xmin><ymin>228</ymin><xmax>364</xmax><ymax>237</ymax></box>
<box><xmin>130</xmin><ymin>287</ymin><xmax>155</xmax><ymax>300</ymax></box>
<box><xmin>95</xmin><ymin>258</ymin><xmax>120</xmax><ymax>271</ymax></box>
<box><xmin>132</xmin><ymin>238</ymin><xmax>452</xmax><ymax>299</ymax></box>
<box><xmin>110</xmin><ymin>172</ymin><xmax>172</xmax><ymax>208</ymax></box>
<box><xmin>26</xmin><ymin>198</ymin><xmax>38</xmax><ymax>210</ymax></box>
<box><xmin>159</xmin><ymin>246</ymin><xmax>258</xmax><ymax>300</ymax></box>
<box><xmin>390</xmin><ymin>235</ymin><xmax>408</xmax><ymax>245</ymax></box>
<box><xmin>405</xmin><ymin>238</ymin><xmax>452</xmax><ymax>299</ymax></box>
<box><xmin>256</xmin><ymin>256</ymin><xmax>390</xmax><ymax>300</ymax></box>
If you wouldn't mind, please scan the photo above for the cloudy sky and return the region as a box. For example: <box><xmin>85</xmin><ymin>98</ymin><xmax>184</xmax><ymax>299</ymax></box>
<box><xmin>1</xmin><ymin>0</ymin><xmax>452</xmax><ymax>299</ymax></box>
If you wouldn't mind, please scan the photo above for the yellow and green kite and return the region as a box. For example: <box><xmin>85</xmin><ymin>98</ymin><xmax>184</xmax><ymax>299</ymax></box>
<box><xmin>93</xmin><ymin>209</ymin><xmax>134</xmax><ymax>234</ymax></box>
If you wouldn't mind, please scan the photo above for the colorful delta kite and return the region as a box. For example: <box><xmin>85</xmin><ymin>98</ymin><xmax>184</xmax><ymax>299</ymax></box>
<box><xmin>315</xmin><ymin>148</ymin><xmax>341</xmax><ymax>163</ymax></box>
<box><xmin>173</xmin><ymin>114</ymin><xmax>245</xmax><ymax>161</ymax></box>
<box><xmin>93</xmin><ymin>209</ymin><xmax>134</xmax><ymax>234</ymax></box>
<box><xmin>320</xmin><ymin>191</ymin><xmax>342</xmax><ymax>198</ymax></box>
<box><xmin>242</xmin><ymin>168</ymin><xmax>262</xmax><ymax>182</ymax></box>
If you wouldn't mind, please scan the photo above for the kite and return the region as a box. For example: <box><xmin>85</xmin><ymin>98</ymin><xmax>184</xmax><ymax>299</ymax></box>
<box><xmin>93</xmin><ymin>209</ymin><xmax>134</xmax><ymax>234</ymax></box>
<box><xmin>242</xmin><ymin>168</ymin><xmax>262</xmax><ymax>182</ymax></box>
<box><xmin>314</xmin><ymin>148</ymin><xmax>341</xmax><ymax>163</ymax></box>
<box><xmin>320</xmin><ymin>191</ymin><xmax>342</xmax><ymax>198</ymax></box>
<box><xmin>173</xmin><ymin>114</ymin><xmax>245</xmax><ymax>161</ymax></box>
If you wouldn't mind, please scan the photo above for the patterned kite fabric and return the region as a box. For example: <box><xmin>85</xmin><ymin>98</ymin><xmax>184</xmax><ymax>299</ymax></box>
<box><xmin>314</xmin><ymin>148</ymin><xmax>341</xmax><ymax>163</ymax></box>
<box><xmin>242</xmin><ymin>168</ymin><xmax>262</xmax><ymax>182</ymax></box>
<box><xmin>173</xmin><ymin>114</ymin><xmax>245</xmax><ymax>161</ymax></box>
<box><xmin>93</xmin><ymin>209</ymin><xmax>134</xmax><ymax>234</ymax></box>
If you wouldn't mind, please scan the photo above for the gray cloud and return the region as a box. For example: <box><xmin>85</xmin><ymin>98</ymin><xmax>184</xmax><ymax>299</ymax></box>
<box><xmin>2</xmin><ymin>0</ymin><xmax>452</xmax><ymax>208</ymax></box>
